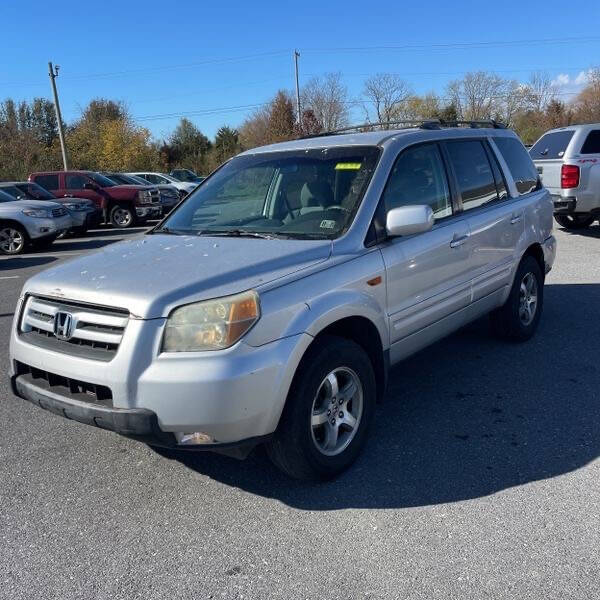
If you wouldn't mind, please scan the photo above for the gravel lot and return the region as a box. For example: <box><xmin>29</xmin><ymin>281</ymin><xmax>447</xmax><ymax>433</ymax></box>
<box><xmin>1</xmin><ymin>224</ymin><xmax>599</xmax><ymax>600</ymax></box>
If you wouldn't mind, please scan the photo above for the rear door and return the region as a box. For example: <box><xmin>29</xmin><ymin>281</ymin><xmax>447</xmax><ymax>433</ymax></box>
<box><xmin>443</xmin><ymin>138</ymin><xmax>523</xmax><ymax>302</ymax></box>
<box><xmin>378</xmin><ymin>142</ymin><xmax>473</xmax><ymax>349</ymax></box>
<box><xmin>31</xmin><ymin>173</ymin><xmax>60</xmax><ymax>195</ymax></box>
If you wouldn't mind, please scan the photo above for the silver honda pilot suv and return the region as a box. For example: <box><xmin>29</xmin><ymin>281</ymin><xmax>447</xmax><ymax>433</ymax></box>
<box><xmin>9</xmin><ymin>122</ymin><xmax>556</xmax><ymax>479</ymax></box>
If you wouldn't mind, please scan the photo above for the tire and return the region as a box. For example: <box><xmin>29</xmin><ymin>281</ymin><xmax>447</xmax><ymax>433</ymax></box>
<box><xmin>110</xmin><ymin>204</ymin><xmax>135</xmax><ymax>228</ymax></box>
<box><xmin>554</xmin><ymin>214</ymin><xmax>595</xmax><ymax>229</ymax></box>
<box><xmin>490</xmin><ymin>255</ymin><xmax>544</xmax><ymax>342</ymax></box>
<box><xmin>0</xmin><ymin>223</ymin><xmax>27</xmax><ymax>255</ymax></box>
<box><xmin>266</xmin><ymin>335</ymin><xmax>376</xmax><ymax>480</ymax></box>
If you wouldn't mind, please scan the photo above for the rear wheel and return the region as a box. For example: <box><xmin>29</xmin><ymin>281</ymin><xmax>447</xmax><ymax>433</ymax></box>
<box><xmin>266</xmin><ymin>335</ymin><xmax>376</xmax><ymax>480</ymax></box>
<box><xmin>554</xmin><ymin>214</ymin><xmax>595</xmax><ymax>229</ymax></box>
<box><xmin>110</xmin><ymin>204</ymin><xmax>135</xmax><ymax>228</ymax></box>
<box><xmin>0</xmin><ymin>224</ymin><xmax>27</xmax><ymax>255</ymax></box>
<box><xmin>490</xmin><ymin>255</ymin><xmax>544</xmax><ymax>342</ymax></box>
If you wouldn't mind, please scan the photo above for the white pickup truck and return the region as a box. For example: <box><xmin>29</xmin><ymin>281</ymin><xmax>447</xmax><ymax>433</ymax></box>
<box><xmin>530</xmin><ymin>123</ymin><xmax>600</xmax><ymax>229</ymax></box>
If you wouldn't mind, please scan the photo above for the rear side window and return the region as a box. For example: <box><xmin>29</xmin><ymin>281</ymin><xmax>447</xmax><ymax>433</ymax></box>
<box><xmin>34</xmin><ymin>174</ymin><xmax>59</xmax><ymax>190</ymax></box>
<box><xmin>445</xmin><ymin>141</ymin><xmax>498</xmax><ymax>211</ymax></box>
<box><xmin>65</xmin><ymin>174</ymin><xmax>89</xmax><ymax>189</ymax></box>
<box><xmin>529</xmin><ymin>131</ymin><xmax>575</xmax><ymax>160</ymax></box>
<box><xmin>581</xmin><ymin>130</ymin><xmax>600</xmax><ymax>154</ymax></box>
<box><xmin>494</xmin><ymin>137</ymin><xmax>539</xmax><ymax>195</ymax></box>
<box><xmin>382</xmin><ymin>143</ymin><xmax>452</xmax><ymax>219</ymax></box>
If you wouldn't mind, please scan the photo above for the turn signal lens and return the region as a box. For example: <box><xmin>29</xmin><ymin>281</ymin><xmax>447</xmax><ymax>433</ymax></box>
<box><xmin>162</xmin><ymin>290</ymin><xmax>259</xmax><ymax>352</ymax></box>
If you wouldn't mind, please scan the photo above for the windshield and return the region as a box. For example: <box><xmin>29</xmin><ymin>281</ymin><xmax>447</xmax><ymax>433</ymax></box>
<box><xmin>172</xmin><ymin>169</ymin><xmax>197</xmax><ymax>182</ymax></box>
<box><xmin>0</xmin><ymin>183</ymin><xmax>56</xmax><ymax>200</ymax></box>
<box><xmin>529</xmin><ymin>131</ymin><xmax>575</xmax><ymax>160</ymax></box>
<box><xmin>159</xmin><ymin>146</ymin><xmax>381</xmax><ymax>239</ymax></box>
<box><xmin>88</xmin><ymin>172</ymin><xmax>117</xmax><ymax>187</ymax></box>
<box><xmin>106</xmin><ymin>173</ymin><xmax>143</xmax><ymax>185</ymax></box>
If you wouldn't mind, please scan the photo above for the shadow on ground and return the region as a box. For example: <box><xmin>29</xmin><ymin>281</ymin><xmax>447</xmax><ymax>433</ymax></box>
<box><xmin>157</xmin><ymin>283</ymin><xmax>600</xmax><ymax>510</ymax></box>
<box><xmin>556</xmin><ymin>222</ymin><xmax>600</xmax><ymax>238</ymax></box>
<box><xmin>0</xmin><ymin>256</ymin><xmax>58</xmax><ymax>271</ymax></box>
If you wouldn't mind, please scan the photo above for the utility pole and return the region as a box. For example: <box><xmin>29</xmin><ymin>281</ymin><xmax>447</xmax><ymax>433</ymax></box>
<box><xmin>294</xmin><ymin>50</ymin><xmax>301</xmax><ymax>128</ymax></box>
<box><xmin>48</xmin><ymin>61</ymin><xmax>68</xmax><ymax>170</ymax></box>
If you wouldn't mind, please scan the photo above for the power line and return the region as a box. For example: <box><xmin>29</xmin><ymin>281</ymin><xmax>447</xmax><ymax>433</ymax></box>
<box><xmin>302</xmin><ymin>36</ymin><xmax>600</xmax><ymax>54</ymax></box>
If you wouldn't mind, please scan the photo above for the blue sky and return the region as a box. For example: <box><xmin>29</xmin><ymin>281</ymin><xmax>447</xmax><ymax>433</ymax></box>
<box><xmin>2</xmin><ymin>0</ymin><xmax>599</xmax><ymax>141</ymax></box>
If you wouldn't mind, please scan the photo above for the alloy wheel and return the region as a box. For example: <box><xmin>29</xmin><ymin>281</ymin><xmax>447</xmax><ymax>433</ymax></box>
<box><xmin>310</xmin><ymin>367</ymin><xmax>363</xmax><ymax>457</ymax></box>
<box><xmin>0</xmin><ymin>227</ymin><xmax>25</xmax><ymax>254</ymax></box>
<box><xmin>519</xmin><ymin>272</ymin><xmax>538</xmax><ymax>326</ymax></box>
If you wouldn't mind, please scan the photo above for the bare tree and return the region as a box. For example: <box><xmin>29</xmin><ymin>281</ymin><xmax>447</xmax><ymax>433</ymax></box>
<box><xmin>446</xmin><ymin>71</ymin><xmax>531</xmax><ymax>126</ymax></box>
<box><xmin>526</xmin><ymin>71</ymin><xmax>557</xmax><ymax>113</ymax></box>
<box><xmin>362</xmin><ymin>73</ymin><xmax>412</xmax><ymax>127</ymax></box>
<box><xmin>301</xmin><ymin>72</ymin><xmax>349</xmax><ymax>132</ymax></box>
<box><xmin>573</xmin><ymin>68</ymin><xmax>600</xmax><ymax>122</ymax></box>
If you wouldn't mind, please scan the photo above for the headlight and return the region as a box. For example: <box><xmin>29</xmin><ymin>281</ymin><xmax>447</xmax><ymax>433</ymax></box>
<box><xmin>64</xmin><ymin>203</ymin><xmax>87</xmax><ymax>211</ymax></box>
<box><xmin>163</xmin><ymin>290</ymin><xmax>260</xmax><ymax>352</ymax></box>
<box><xmin>22</xmin><ymin>209</ymin><xmax>50</xmax><ymax>218</ymax></box>
<box><xmin>137</xmin><ymin>190</ymin><xmax>152</xmax><ymax>204</ymax></box>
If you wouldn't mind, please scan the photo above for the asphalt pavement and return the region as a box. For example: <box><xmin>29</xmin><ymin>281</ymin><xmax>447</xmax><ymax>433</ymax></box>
<box><xmin>0</xmin><ymin>224</ymin><xmax>599</xmax><ymax>599</ymax></box>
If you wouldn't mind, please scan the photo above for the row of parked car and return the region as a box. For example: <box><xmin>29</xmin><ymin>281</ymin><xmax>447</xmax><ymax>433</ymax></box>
<box><xmin>0</xmin><ymin>169</ymin><xmax>205</xmax><ymax>255</ymax></box>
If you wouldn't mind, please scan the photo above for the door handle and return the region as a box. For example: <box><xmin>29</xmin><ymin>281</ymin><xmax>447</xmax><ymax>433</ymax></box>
<box><xmin>510</xmin><ymin>214</ymin><xmax>523</xmax><ymax>225</ymax></box>
<box><xmin>450</xmin><ymin>234</ymin><xmax>469</xmax><ymax>248</ymax></box>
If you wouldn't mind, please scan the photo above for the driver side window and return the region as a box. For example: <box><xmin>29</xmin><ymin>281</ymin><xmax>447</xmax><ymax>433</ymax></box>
<box><xmin>382</xmin><ymin>143</ymin><xmax>452</xmax><ymax>220</ymax></box>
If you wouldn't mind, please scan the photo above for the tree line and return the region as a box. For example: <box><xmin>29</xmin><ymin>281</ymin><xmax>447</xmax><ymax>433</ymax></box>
<box><xmin>1</xmin><ymin>68</ymin><xmax>599</xmax><ymax>181</ymax></box>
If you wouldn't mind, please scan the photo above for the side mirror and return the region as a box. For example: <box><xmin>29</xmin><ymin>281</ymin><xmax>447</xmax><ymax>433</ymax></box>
<box><xmin>83</xmin><ymin>182</ymin><xmax>98</xmax><ymax>190</ymax></box>
<box><xmin>386</xmin><ymin>205</ymin><xmax>434</xmax><ymax>237</ymax></box>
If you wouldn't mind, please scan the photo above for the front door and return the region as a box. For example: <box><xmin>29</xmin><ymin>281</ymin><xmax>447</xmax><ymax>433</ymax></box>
<box><xmin>378</xmin><ymin>142</ymin><xmax>473</xmax><ymax>354</ymax></box>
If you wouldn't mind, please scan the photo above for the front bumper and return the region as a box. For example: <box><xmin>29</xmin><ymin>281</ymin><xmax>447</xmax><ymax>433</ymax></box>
<box><xmin>9</xmin><ymin>311</ymin><xmax>312</xmax><ymax>446</ymax></box>
<box><xmin>24</xmin><ymin>214</ymin><xmax>73</xmax><ymax>240</ymax></box>
<box><xmin>135</xmin><ymin>205</ymin><xmax>162</xmax><ymax>219</ymax></box>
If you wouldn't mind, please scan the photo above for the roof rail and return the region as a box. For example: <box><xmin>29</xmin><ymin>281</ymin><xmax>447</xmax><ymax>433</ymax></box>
<box><xmin>299</xmin><ymin>119</ymin><xmax>506</xmax><ymax>139</ymax></box>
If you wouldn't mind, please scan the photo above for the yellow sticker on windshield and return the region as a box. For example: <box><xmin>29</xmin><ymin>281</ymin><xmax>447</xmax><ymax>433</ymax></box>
<box><xmin>335</xmin><ymin>162</ymin><xmax>362</xmax><ymax>170</ymax></box>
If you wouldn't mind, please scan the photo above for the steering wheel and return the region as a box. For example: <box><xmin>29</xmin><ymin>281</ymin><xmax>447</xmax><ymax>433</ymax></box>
<box><xmin>326</xmin><ymin>205</ymin><xmax>351</xmax><ymax>213</ymax></box>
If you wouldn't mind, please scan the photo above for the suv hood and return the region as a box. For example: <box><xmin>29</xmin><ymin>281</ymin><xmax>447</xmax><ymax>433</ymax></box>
<box><xmin>25</xmin><ymin>234</ymin><xmax>332</xmax><ymax>318</ymax></box>
<box><xmin>1</xmin><ymin>199</ymin><xmax>64</xmax><ymax>211</ymax></box>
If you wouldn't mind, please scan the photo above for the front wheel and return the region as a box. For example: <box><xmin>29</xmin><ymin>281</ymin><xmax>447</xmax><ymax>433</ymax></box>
<box><xmin>110</xmin><ymin>204</ymin><xmax>135</xmax><ymax>228</ymax></box>
<box><xmin>266</xmin><ymin>335</ymin><xmax>376</xmax><ymax>480</ymax></box>
<box><xmin>554</xmin><ymin>214</ymin><xmax>595</xmax><ymax>229</ymax></box>
<box><xmin>0</xmin><ymin>224</ymin><xmax>27</xmax><ymax>255</ymax></box>
<box><xmin>490</xmin><ymin>255</ymin><xmax>544</xmax><ymax>342</ymax></box>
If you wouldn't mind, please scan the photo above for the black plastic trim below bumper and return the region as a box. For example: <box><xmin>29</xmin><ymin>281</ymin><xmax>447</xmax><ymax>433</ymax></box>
<box><xmin>10</xmin><ymin>374</ymin><xmax>271</xmax><ymax>457</ymax></box>
<box><xmin>11</xmin><ymin>374</ymin><xmax>175</xmax><ymax>445</ymax></box>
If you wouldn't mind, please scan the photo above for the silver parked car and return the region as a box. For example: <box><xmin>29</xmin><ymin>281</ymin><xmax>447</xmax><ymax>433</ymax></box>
<box><xmin>530</xmin><ymin>123</ymin><xmax>600</xmax><ymax>229</ymax></box>
<box><xmin>0</xmin><ymin>181</ymin><xmax>100</xmax><ymax>236</ymax></box>
<box><xmin>0</xmin><ymin>190</ymin><xmax>72</xmax><ymax>255</ymax></box>
<box><xmin>9</xmin><ymin>122</ymin><xmax>556</xmax><ymax>479</ymax></box>
<box><xmin>128</xmin><ymin>172</ymin><xmax>197</xmax><ymax>198</ymax></box>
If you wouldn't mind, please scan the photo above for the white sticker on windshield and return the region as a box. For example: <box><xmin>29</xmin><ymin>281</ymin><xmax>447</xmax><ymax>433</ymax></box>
<box><xmin>320</xmin><ymin>219</ymin><xmax>336</xmax><ymax>229</ymax></box>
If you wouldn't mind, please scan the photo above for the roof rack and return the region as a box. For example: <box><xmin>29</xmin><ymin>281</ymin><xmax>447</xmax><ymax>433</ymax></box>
<box><xmin>300</xmin><ymin>119</ymin><xmax>506</xmax><ymax>139</ymax></box>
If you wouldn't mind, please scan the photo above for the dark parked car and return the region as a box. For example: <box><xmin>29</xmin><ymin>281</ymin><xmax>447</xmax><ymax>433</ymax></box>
<box><xmin>170</xmin><ymin>168</ymin><xmax>206</xmax><ymax>183</ymax></box>
<box><xmin>0</xmin><ymin>181</ymin><xmax>100</xmax><ymax>236</ymax></box>
<box><xmin>29</xmin><ymin>171</ymin><xmax>162</xmax><ymax>228</ymax></box>
<box><xmin>102</xmin><ymin>172</ymin><xmax>180</xmax><ymax>215</ymax></box>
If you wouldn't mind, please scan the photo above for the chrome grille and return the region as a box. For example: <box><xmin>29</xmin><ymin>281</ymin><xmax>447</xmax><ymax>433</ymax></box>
<box><xmin>20</xmin><ymin>296</ymin><xmax>129</xmax><ymax>361</ymax></box>
<box><xmin>52</xmin><ymin>207</ymin><xmax>68</xmax><ymax>217</ymax></box>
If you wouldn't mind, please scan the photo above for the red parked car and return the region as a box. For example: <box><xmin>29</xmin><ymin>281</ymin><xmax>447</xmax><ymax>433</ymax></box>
<box><xmin>29</xmin><ymin>171</ymin><xmax>162</xmax><ymax>228</ymax></box>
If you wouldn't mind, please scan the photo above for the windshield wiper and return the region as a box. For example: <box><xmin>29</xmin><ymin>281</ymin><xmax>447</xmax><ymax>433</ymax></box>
<box><xmin>149</xmin><ymin>226</ymin><xmax>189</xmax><ymax>235</ymax></box>
<box><xmin>200</xmin><ymin>229</ymin><xmax>277</xmax><ymax>240</ymax></box>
